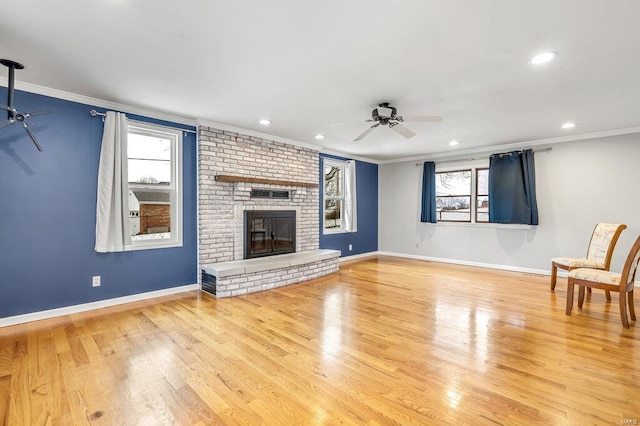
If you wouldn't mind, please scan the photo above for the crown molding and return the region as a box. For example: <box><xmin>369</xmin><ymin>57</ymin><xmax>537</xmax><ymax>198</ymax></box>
<box><xmin>319</xmin><ymin>148</ymin><xmax>380</xmax><ymax>164</ymax></box>
<box><xmin>0</xmin><ymin>77</ymin><xmax>198</xmax><ymax>127</ymax></box>
<box><xmin>6</xmin><ymin>77</ymin><xmax>638</xmax><ymax>165</ymax></box>
<box><xmin>197</xmin><ymin>119</ymin><xmax>321</xmax><ymax>151</ymax></box>
<box><xmin>379</xmin><ymin>126</ymin><xmax>640</xmax><ymax>164</ymax></box>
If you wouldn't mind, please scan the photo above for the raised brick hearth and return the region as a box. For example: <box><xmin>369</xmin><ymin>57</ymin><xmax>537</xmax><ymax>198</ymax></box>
<box><xmin>201</xmin><ymin>249</ymin><xmax>340</xmax><ymax>297</ymax></box>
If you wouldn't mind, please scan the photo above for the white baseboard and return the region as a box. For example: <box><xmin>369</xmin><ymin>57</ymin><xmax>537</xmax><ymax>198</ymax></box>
<box><xmin>339</xmin><ymin>251</ymin><xmax>380</xmax><ymax>262</ymax></box>
<box><xmin>0</xmin><ymin>283</ymin><xmax>200</xmax><ymax>328</ymax></box>
<box><xmin>377</xmin><ymin>251</ymin><xmax>553</xmax><ymax>276</ymax></box>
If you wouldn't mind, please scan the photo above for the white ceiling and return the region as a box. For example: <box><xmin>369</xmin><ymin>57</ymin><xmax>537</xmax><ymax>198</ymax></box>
<box><xmin>1</xmin><ymin>0</ymin><xmax>640</xmax><ymax>162</ymax></box>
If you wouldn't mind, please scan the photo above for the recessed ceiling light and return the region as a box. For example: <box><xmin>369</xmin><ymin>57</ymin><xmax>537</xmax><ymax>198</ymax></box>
<box><xmin>449</xmin><ymin>140</ymin><xmax>459</xmax><ymax>146</ymax></box>
<box><xmin>561</xmin><ymin>122</ymin><xmax>576</xmax><ymax>129</ymax></box>
<box><xmin>259</xmin><ymin>119</ymin><xmax>271</xmax><ymax>125</ymax></box>
<box><xmin>314</xmin><ymin>134</ymin><xmax>325</xmax><ymax>140</ymax></box>
<box><xmin>529</xmin><ymin>51</ymin><xmax>557</xmax><ymax>65</ymax></box>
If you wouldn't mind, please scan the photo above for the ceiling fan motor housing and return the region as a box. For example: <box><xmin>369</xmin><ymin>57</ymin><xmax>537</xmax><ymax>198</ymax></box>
<box><xmin>372</xmin><ymin>103</ymin><xmax>397</xmax><ymax>121</ymax></box>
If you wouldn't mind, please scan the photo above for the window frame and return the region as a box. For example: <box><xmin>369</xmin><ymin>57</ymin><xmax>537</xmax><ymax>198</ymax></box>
<box><xmin>435</xmin><ymin>168</ymin><xmax>472</xmax><ymax>223</ymax></box>
<box><xmin>475</xmin><ymin>167</ymin><xmax>489</xmax><ymax>223</ymax></box>
<box><xmin>432</xmin><ymin>161</ymin><xmax>492</xmax><ymax>226</ymax></box>
<box><xmin>322</xmin><ymin>158</ymin><xmax>347</xmax><ymax>234</ymax></box>
<box><xmin>127</xmin><ymin>120</ymin><xmax>183</xmax><ymax>250</ymax></box>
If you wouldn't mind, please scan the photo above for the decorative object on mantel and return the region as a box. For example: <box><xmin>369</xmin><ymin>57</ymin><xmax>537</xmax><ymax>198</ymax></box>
<box><xmin>0</xmin><ymin>59</ymin><xmax>54</xmax><ymax>151</ymax></box>
<box><xmin>215</xmin><ymin>174</ymin><xmax>319</xmax><ymax>188</ymax></box>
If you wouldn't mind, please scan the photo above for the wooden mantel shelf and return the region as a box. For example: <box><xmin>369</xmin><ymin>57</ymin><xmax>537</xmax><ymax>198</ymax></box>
<box><xmin>215</xmin><ymin>175</ymin><xmax>319</xmax><ymax>188</ymax></box>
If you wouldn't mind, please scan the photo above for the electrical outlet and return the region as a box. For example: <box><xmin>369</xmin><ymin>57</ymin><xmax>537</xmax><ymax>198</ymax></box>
<box><xmin>92</xmin><ymin>276</ymin><xmax>101</xmax><ymax>287</ymax></box>
<box><xmin>348</xmin><ymin>244</ymin><xmax>353</xmax><ymax>251</ymax></box>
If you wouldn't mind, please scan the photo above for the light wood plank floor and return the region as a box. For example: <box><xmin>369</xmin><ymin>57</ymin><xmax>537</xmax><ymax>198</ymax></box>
<box><xmin>1</xmin><ymin>256</ymin><xmax>639</xmax><ymax>425</ymax></box>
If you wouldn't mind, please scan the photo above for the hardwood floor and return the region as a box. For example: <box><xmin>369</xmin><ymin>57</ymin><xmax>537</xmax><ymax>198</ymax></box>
<box><xmin>1</xmin><ymin>256</ymin><xmax>639</xmax><ymax>425</ymax></box>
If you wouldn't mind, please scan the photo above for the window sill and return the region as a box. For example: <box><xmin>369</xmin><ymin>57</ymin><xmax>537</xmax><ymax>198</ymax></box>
<box><xmin>127</xmin><ymin>241</ymin><xmax>183</xmax><ymax>251</ymax></box>
<box><xmin>428</xmin><ymin>222</ymin><xmax>533</xmax><ymax>230</ymax></box>
<box><xmin>323</xmin><ymin>229</ymin><xmax>348</xmax><ymax>235</ymax></box>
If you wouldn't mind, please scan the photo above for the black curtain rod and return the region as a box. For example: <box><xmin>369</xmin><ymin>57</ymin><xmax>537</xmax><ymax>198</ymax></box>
<box><xmin>415</xmin><ymin>147</ymin><xmax>552</xmax><ymax>166</ymax></box>
<box><xmin>89</xmin><ymin>109</ymin><xmax>197</xmax><ymax>134</ymax></box>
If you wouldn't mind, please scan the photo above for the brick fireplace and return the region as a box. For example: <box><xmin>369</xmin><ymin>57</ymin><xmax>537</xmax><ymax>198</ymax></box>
<box><xmin>198</xmin><ymin>125</ymin><xmax>339</xmax><ymax>297</ymax></box>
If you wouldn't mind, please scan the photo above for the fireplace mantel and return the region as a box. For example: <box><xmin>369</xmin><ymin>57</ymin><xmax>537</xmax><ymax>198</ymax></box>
<box><xmin>215</xmin><ymin>174</ymin><xmax>319</xmax><ymax>188</ymax></box>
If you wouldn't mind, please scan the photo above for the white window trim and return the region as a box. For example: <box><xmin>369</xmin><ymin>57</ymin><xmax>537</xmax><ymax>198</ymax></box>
<box><xmin>322</xmin><ymin>158</ymin><xmax>347</xmax><ymax>235</ymax></box>
<box><xmin>127</xmin><ymin>120</ymin><xmax>183</xmax><ymax>250</ymax></box>
<box><xmin>431</xmin><ymin>159</ymin><xmax>529</xmax><ymax>228</ymax></box>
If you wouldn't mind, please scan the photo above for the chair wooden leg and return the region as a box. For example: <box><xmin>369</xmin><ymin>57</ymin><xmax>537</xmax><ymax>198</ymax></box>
<box><xmin>620</xmin><ymin>290</ymin><xmax>630</xmax><ymax>328</ymax></box>
<box><xmin>578</xmin><ymin>286</ymin><xmax>586</xmax><ymax>308</ymax></box>
<box><xmin>628</xmin><ymin>290</ymin><xmax>636</xmax><ymax>321</ymax></box>
<box><xmin>566</xmin><ymin>281</ymin><xmax>575</xmax><ymax>315</ymax></box>
<box><xmin>605</xmin><ymin>290</ymin><xmax>612</xmax><ymax>301</ymax></box>
<box><xmin>550</xmin><ymin>264</ymin><xmax>558</xmax><ymax>290</ymax></box>
<box><xmin>587</xmin><ymin>287</ymin><xmax>592</xmax><ymax>294</ymax></box>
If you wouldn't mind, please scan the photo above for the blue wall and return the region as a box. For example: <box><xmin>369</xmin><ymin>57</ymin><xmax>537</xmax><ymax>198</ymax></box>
<box><xmin>319</xmin><ymin>154</ymin><xmax>378</xmax><ymax>256</ymax></box>
<box><xmin>0</xmin><ymin>89</ymin><xmax>197</xmax><ymax>318</ymax></box>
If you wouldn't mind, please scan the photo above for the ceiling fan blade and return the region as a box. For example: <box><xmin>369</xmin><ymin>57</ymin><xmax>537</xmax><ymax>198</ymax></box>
<box><xmin>353</xmin><ymin>123</ymin><xmax>380</xmax><ymax>141</ymax></box>
<box><xmin>331</xmin><ymin>119</ymin><xmax>376</xmax><ymax>127</ymax></box>
<box><xmin>22</xmin><ymin>123</ymin><xmax>43</xmax><ymax>151</ymax></box>
<box><xmin>391</xmin><ymin>123</ymin><xmax>416</xmax><ymax>139</ymax></box>
<box><xmin>330</xmin><ymin>121</ymin><xmax>356</xmax><ymax>127</ymax></box>
<box><xmin>25</xmin><ymin>108</ymin><xmax>55</xmax><ymax>118</ymax></box>
<box><xmin>401</xmin><ymin>115</ymin><xmax>443</xmax><ymax>122</ymax></box>
<box><xmin>0</xmin><ymin>119</ymin><xmax>13</xmax><ymax>129</ymax></box>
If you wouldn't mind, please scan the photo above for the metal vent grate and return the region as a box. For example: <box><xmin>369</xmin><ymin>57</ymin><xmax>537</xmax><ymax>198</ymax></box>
<box><xmin>250</xmin><ymin>189</ymin><xmax>290</xmax><ymax>199</ymax></box>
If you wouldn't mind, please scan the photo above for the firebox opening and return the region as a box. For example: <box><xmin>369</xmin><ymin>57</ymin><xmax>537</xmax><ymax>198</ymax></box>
<box><xmin>244</xmin><ymin>210</ymin><xmax>296</xmax><ymax>259</ymax></box>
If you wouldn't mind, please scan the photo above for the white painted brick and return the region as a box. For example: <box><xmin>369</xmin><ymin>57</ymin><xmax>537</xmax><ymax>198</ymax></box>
<box><xmin>199</xmin><ymin>125</ymin><xmax>327</xmax><ymax>295</ymax></box>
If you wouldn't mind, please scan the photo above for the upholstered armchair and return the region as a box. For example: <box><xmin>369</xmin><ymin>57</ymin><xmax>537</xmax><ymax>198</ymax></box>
<box><xmin>566</xmin><ymin>235</ymin><xmax>640</xmax><ymax>328</ymax></box>
<box><xmin>551</xmin><ymin>223</ymin><xmax>627</xmax><ymax>300</ymax></box>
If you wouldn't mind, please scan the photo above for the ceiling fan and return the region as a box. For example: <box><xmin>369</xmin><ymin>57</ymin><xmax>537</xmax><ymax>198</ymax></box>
<box><xmin>0</xmin><ymin>59</ymin><xmax>54</xmax><ymax>151</ymax></box>
<box><xmin>333</xmin><ymin>102</ymin><xmax>443</xmax><ymax>141</ymax></box>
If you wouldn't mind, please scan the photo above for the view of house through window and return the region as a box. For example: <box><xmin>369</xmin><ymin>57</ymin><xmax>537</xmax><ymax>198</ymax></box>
<box><xmin>435</xmin><ymin>167</ymin><xmax>489</xmax><ymax>223</ymax></box>
<box><xmin>323</xmin><ymin>160</ymin><xmax>345</xmax><ymax>231</ymax></box>
<box><xmin>127</xmin><ymin>121</ymin><xmax>182</xmax><ymax>247</ymax></box>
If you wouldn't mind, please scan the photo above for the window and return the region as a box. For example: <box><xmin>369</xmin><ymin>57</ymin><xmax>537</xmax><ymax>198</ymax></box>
<box><xmin>476</xmin><ymin>168</ymin><xmax>489</xmax><ymax>223</ymax></box>
<box><xmin>436</xmin><ymin>170</ymin><xmax>471</xmax><ymax>222</ymax></box>
<box><xmin>127</xmin><ymin>121</ymin><xmax>182</xmax><ymax>249</ymax></box>
<box><xmin>323</xmin><ymin>159</ymin><xmax>345</xmax><ymax>232</ymax></box>
<box><xmin>435</xmin><ymin>166</ymin><xmax>489</xmax><ymax>224</ymax></box>
<box><xmin>322</xmin><ymin>157</ymin><xmax>357</xmax><ymax>233</ymax></box>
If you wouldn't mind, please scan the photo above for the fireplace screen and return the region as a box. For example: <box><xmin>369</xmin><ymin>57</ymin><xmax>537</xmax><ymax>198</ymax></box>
<box><xmin>244</xmin><ymin>210</ymin><xmax>296</xmax><ymax>259</ymax></box>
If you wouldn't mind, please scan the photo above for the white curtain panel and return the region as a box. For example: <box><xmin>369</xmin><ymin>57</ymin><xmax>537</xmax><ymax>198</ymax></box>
<box><xmin>344</xmin><ymin>160</ymin><xmax>358</xmax><ymax>232</ymax></box>
<box><xmin>95</xmin><ymin>111</ymin><xmax>132</xmax><ymax>252</ymax></box>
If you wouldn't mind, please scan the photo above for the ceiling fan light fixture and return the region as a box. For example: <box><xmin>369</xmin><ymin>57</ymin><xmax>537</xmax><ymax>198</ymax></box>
<box><xmin>561</xmin><ymin>122</ymin><xmax>576</xmax><ymax>129</ymax></box>
<box><xmin>349</xmin><ymin>103</ymin><xmax>443</xmax><ymax>141</ymax></box>
<box><xmin>258</xmin><ymin>119</ymin><xmax>271</xmax><ymax>125</ymax></box>
<box><xmin>528</xmin><ymin>51</ymin><xmax>557</xmax><ymax>65</ymax></box>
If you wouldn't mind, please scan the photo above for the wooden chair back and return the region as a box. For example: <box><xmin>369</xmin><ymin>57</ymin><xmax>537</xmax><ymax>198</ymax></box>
<box><xmin>585</xmin><ymin>223</ymin><xmax>627</xmax><ymax>269</ymax></box>
<box><xmin>620</xmin><ymin>235</ymin><xmax>640</xmax><ymax>291</ymax></box>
